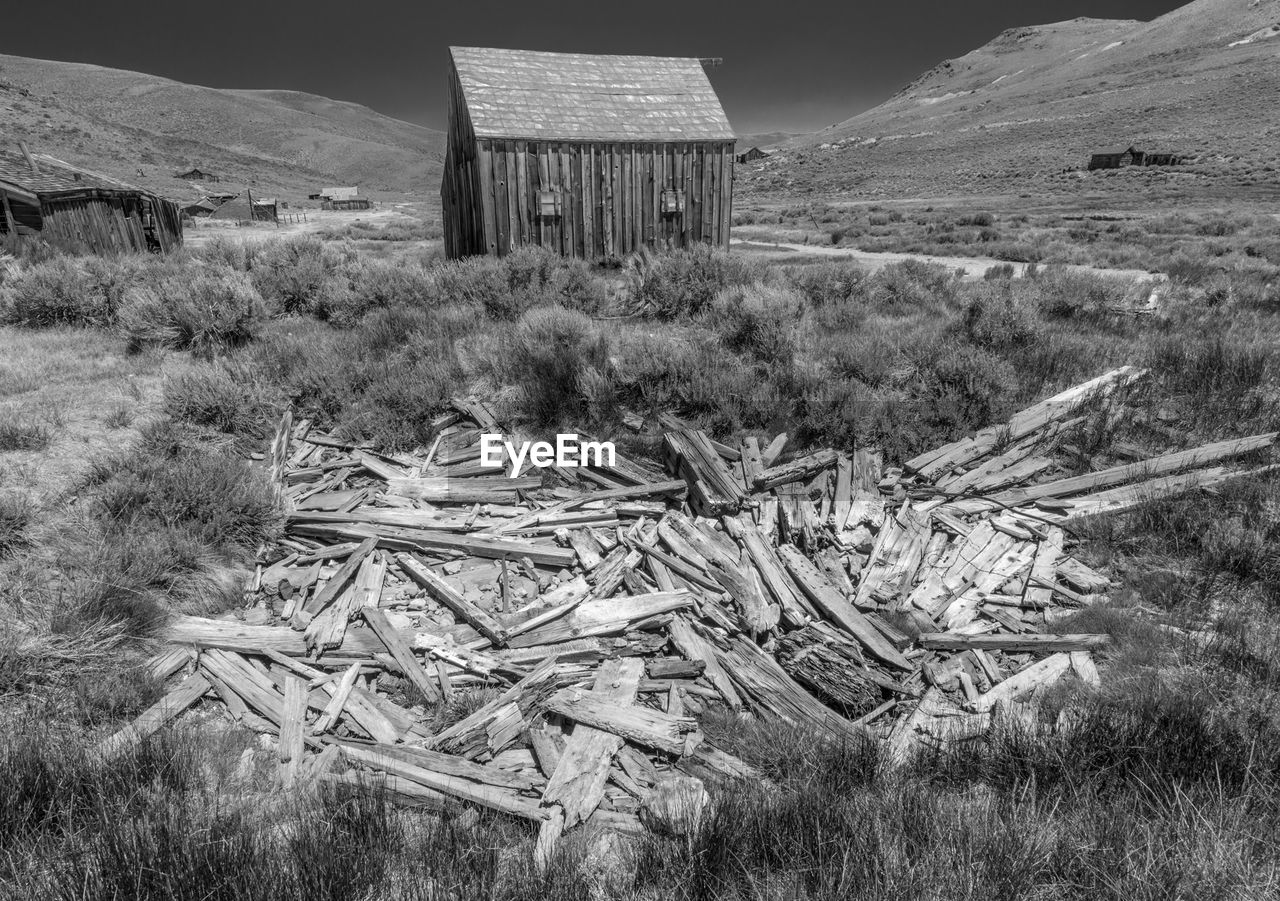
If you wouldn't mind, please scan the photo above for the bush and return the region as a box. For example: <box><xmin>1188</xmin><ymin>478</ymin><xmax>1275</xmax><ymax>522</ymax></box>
<box><xmin>504</xmin><ymin>307</ymin><xmax>612</xmax><ymax>426</ymax></box>
<box><xmin>118</xmin><ymin>270</ymin><xmax>267</xmax><ymax>356</ymax></box>
<box><xmin>0</xmin><ymin>257</ymin><xmax>122</xmax><ymax>327</ymax></box>
<box><xmin>196</xmin><ymin>236</ymin><xmax>258</xmax><ymax>272</ymax></box>
<box><xmin>786</xmin><ymin>261</ymin><xmax>868</xmax><ymax>306</ymax></box>
<box><xmin>961</xmin><ymin>283</ymin><xmax>1043</xmax><ymax>350</ymax></box>
<box><xmin>430</xmin><ymin>248</ymin><xmax>608</xmax><ymax>321</ymax></box>
<box><xmin>250</xmin><ymin>237</ymin><xmax>334</xmax><ymax>314</ymax></box>
<box><xmin>625</xmin><ymin>246</ymin><xmax>764</xmax><ymax>320</ymax></box>
<box><xmin>869</xmin><ymin>260</ymin><xmax>959</xmax><ymax>315</ymax></box>
<box><xmin>711</xmin><ymin>282</ymin><xmax>808</xmax><ymax>367</ymax></box>
<box><xmin>164</xmin><ymin>364</ymin><xmax>276</xmax><ymax>436</ymax></box>
<box><xmin>88</xmin><ymin>421</ymin><xmax>279</xmax><ymax>551</ymax></box>
<box><xmin>309</xmin><ymin>257</ymin><xmax>435</xmax><ymax>326</ymax></box>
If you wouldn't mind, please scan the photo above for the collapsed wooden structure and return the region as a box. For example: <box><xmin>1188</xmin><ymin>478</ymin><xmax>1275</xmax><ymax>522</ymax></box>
<box><xmin>441</xmin><ymin>47</ymin><xmax>736</xmax><ymax>260</ymax></box>
<box><xmin>111</xmin><ymin>367</ymin><xmax>1277</xmax><ymax>864</ymax></box>
<box><xmin>0</xmin><ymin>147</ymin><xmax>182</xmax><ymax>253</ymax></box>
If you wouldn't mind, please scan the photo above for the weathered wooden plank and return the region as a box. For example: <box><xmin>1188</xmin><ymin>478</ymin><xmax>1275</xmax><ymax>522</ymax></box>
<box><xmin>778</xmin><ymin>545</ymin><xmax>913</xmax><ymax>670</ymax></box>
<box><xmin>95</xmin><ymin>672</ymin><xmax>210</xmax><ymax>758</ymax></box>
<box><xmin>396</xmin><ymin>553</ymin><xmax>509</xmax><ymax>646</ymax></box>
<box><xmin>917</xmin><ymin>633</ymin><xmax>1110</xmax><ymax>652</ymax></box>
<box><xmin>543</xmin><ymin>687</ymin><xmax>699</xmax><ymax>755</ymax></box>
<box><xmin>541</xmin><ymin>658</ymin><xmax>643</xmax><ymax>829</ymax></box>
<box><xmin>362</xmin><ymin>605</ymin><xmax>443</xmax><ymax>704</ymax></box>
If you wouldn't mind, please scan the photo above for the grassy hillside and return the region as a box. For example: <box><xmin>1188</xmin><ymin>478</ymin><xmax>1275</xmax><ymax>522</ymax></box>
<box><xmin>0</xmin><ymin>54</ymin><xmax>444</xmax><ymax>202</ymax></box>
<box><xmin>743</xmin><ymin>0</ymin><xmax>1280</xmax><ymax>203</ymax></box>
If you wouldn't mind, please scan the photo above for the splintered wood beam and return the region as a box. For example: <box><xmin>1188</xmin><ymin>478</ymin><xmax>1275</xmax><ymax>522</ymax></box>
<box><xmin>362</xmin><ymin>606</ymin><xmax>442</xmax><ymax>704</ymax></box>
<box><xmin>301</xmin><ymin>536</ymin><xmax>378</xmax><ymax>616</ymax></box>
<box><xmin>338</xmin><ymin>743</ymin><xmax>546</xmax><ymax>820</ymax></box>
<box><xmin>778</xmin><ymin>545</ymin><xmax>913</xmax><ymax>671</ymax></box>
<box><xmin>541</xmin><ymin>657</ymin><xmax>643</xmax><ymax>833</ymax></box>
<box><xmin>279</xmin><ymin>674</ymin><xmax>308</xmax><ymax>786</ymax></box>
<box><xmin>753</xmin><ymin>449</ymin><xmax>838</xmax><ymax>491</ymax></box>
<box><xmin>395</xmin><ymin>552</ymin><xmax>509</xmax><ymax>646</ymax></box>
<box><xmin>972</xmin><ymin>653</ymin><xmax>1074</xmax><ymax>713</ymax></box>
<box><xmin>917</xmin><ymin>633</ymin><xmax>1110</xmax><ymax>652</ymax></box>
<box><xmin>543</xmin><ymin>688</ymin><xmax>699</xmax><ymax>755</ymax></box>
<box><xmin>95</xmin><ymin>672</ymin><xmax>210</xmax><ymax>758</ymax></box>
<box><xmin>291</xmin><ymin>522</ymin><xmax>577</xmax><ymax>567</ymax></box>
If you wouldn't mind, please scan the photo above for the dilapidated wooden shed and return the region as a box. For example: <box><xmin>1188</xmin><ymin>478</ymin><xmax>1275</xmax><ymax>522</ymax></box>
<box><xmin>0</xmin><ymin>147</ymin><xmax>182</xmax><ymax>253</ymax></box>
<box><xmin>441</xmin><ymin>47</ymin><xmax>736</xmax><ymax>260</ymax></box>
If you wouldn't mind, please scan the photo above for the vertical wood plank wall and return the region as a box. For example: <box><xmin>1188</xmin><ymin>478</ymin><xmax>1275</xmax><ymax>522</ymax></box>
<box><xmin>31</xmin><ymin>194</ymin><xmax>183</xmax><ymax>255</ymax></box>
<box><xmin>442</xmin><ymin>134</ymin><xmax>735</xmax><ymax>259</ymax></box>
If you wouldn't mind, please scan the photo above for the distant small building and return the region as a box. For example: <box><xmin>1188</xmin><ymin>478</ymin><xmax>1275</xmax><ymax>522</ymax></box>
<box><xmin>175</xmin><ymin>167</ymin><xmax>220</xmax><ymax>183</ymax></box>
<box><xmin>0</xmin><ymin>145</ymin><xmax>182</xmax><ymax>253</ymax></box>
<box><xmin>309</xmin><ymin>185</ymin><xmax>371</xmax><ymax>210</ymax></box>
<box><xmin>1088</xmin><ymin>145</ymin><xmax>1181</xmax><ymax>170</ymax></box>
<box><xmin>322</xmin><ymin>196</ymin><xmax>371</xmax><ymax>211</ymax></box>
<box><xmin>736</xmin><ymin>146</ymin><xmax>770</xmax><ymax>163</ymax></box>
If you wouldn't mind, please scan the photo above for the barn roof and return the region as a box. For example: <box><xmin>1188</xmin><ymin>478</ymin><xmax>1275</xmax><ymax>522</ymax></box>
<box><xmin>450</xmin><ymin>47</ymin><xmax>735</xmax><ymax>142</ymax></box>
<box><xmin>0</xmin><ymin>148</ymin><xmax>145</xmax><ymax>198</ymax></box>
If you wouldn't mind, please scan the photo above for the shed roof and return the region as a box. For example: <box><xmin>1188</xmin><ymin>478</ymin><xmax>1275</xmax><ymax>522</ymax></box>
<box><xmin>450</xmin><ymin>46</ymin><xmax>735</xmax><ymax>142</ymax></box>
<box><xmin>0</xmin><ymin>148</ymin><xmax>144</xmax><ymax>198</ymax></box>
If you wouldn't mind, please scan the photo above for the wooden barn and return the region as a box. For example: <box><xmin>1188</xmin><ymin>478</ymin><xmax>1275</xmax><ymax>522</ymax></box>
<box><xmin>441</xmin><ymin>46</ymin><xmax>736</xmax><ymax>260</ymax></box>
<box><xmin>737</xmin><ymin>146</ymin><xmax>770</xmax><ymax>164</ymax></box>
<box><xmin>0</xmin><ymin>146</ymin><xmax>182</xmax><ymax>253</ymax></box>
<box><xmin>1088</xmin><ymin>146</ymin><xmax>1180</xmax><ymax>171</ymax></box>
<box><xmin>175</xmin><ymin>167</ymin><xmax>220</xmax><ymax>183</ymax></box>
<box><xmin>1089</xmin><ymin>146</ymin><xmax>1143</xmax><ymax>170</ymax></box>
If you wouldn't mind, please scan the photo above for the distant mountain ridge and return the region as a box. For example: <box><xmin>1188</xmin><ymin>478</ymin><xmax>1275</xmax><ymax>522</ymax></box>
<box><xmin>0</xmin><ymin>53</ymin><xmax>444</xmax><ymax>201</ymax></box>
<box><xmin>744</xmin><ymin>0</ymin><xmax>1280</xmax><ymax>201</ymax></box>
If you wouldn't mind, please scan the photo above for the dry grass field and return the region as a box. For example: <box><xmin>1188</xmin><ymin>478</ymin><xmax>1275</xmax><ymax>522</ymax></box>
<box><xmin>2</xmin><ymin>206</ymin><xmax>1280</xmax><ymax>897</ymax></box>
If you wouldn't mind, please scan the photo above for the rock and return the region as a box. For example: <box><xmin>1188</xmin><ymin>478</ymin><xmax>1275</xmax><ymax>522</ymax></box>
<box><xmin>242</xmin><ymin>607</ymin><xmax>272</xmax><ymax>626</ymax></box>
<box><xmin>383</xmin><ymin>610</ymin><xmax>415</xmax><ymax>630</ymax></box>
<box><xmin>638</xmin><ymin>774</ymin><xmax>710</xmax><ymax>837</ymax></box>
<box><xmin>442</xmin><ymin>560</ymin><xmax>463</xmax><ymax>575</ymax></box>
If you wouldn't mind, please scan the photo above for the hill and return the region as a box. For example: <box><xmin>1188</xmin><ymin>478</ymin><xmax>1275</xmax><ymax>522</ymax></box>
<box><xmin>0</xmin><ymin>54</ymin><xmax>444</xmax><ymax>202</ymax></box>
<box><xmin>742</xmin><ymin>0</ymin><xmax>1280</xmax><ymax>203</ymax></box>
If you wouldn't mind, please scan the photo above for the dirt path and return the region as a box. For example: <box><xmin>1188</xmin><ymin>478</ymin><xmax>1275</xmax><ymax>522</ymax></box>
<box><xmin>731</xmin><ymin>238</ymin><xmax>1155</xmax><ymax>281</ymax></box>
<box><xmin>183</xmin><ymin>205</ymin><xmax>419</xmax><ymax>249</ymax></box>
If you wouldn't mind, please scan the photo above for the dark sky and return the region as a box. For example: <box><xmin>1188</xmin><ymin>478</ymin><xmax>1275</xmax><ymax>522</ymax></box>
<box><xmin>1</xmin><ymin>0</ymin><xmax>1186</xmax><ymax>135</ymax></box>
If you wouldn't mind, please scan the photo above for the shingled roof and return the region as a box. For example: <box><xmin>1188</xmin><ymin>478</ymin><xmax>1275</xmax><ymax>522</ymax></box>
<box><xmin>0</xmin><ymin>148</ymin><xmax>142</xmax><ymax>199</ymax></box>
<box><xmin>450</xmin><ymin>47</ymin><xmax>735</xmax><ymax>142</ymax></box>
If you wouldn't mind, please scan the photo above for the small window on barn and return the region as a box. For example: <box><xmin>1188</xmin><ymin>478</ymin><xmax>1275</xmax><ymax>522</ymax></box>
<box><xmin>537</xmin><ymin>189</ymin><xmax>561</xmax><ymax>219</ymax></box>
<box><xmin>661</xmin><ymin>189</ymin><xmax>684</xmax><ymax>216</ymax></box>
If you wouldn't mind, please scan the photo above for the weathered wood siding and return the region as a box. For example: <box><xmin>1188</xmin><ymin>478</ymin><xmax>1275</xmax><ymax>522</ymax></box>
<box><xmin>36</xmin><ymin>193</ymin><xmax>183</xmax><ymax>254</ymax></box>
<box><xmin>441</xmin><ymin>65</ymin><xmax>484</xmax><ymax>260</ymax></box>
<box><xmin>443</xmin><ymin>138</ymin><xmax>734</xmax><ymax>259</ymax></box>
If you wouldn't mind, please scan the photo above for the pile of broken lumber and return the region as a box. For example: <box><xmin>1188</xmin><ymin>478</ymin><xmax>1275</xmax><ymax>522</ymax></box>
<box><xmin>106</xmin><ymin>368</ymin><xmax>1278</xmax><ymax>863</ymax></box>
